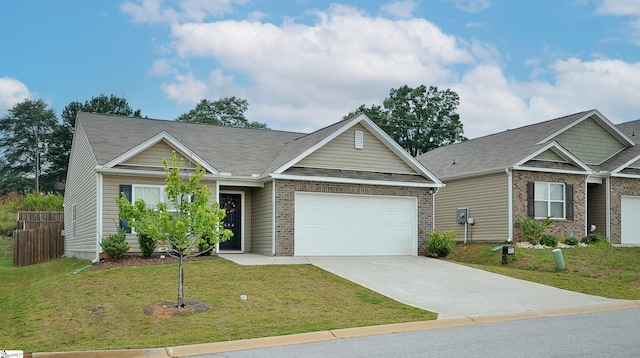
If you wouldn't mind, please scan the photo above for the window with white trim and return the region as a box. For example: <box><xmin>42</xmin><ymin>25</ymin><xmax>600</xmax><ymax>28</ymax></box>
<box><xmin>534</xmin><ymin>182</ymin><xmax>564</xmax><ymax>218</ymax></box>
<box><xmin>132</xmin><ymin>185</ymin><xmax>176</xmax><ymax>212</ymax></box>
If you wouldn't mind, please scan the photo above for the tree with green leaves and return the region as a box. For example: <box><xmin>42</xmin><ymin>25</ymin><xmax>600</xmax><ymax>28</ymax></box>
<box><xmin>0</xmin><ymin>99</ymin><xmax>59</xmax><ymax>194</ymax></box>
<box><xmin>177</xmin><ymin>97</ymin><xmax>268</xmax><ymax>129</ymax></box>
<box><xmin>345</xmin><ymin>85</ymin><xmax>466</xmax><ymax>156</ymax></box>
<box><xmin>117</xmin><ymin>152</ymin><xmax>232</xmax><ymax>308</ymax></box>
<box><xmin>49</xmin><ymin>94</ymin><xmax>143</xmax><ymax>186</ymax></box>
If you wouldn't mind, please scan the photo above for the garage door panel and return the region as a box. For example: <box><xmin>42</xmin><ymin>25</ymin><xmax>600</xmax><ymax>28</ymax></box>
<box><xmin>294</xmin><ymin>192</ymin><xmax>417</xmax><ymax>256</ymax></box>
<box><xmin>621</xmin><ymin>196</ymin><xmax>640</xmax><ymax>245</ymax></box>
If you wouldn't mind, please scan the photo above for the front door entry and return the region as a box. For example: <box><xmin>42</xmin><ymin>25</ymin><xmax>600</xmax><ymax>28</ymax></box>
<box><xmin>219</xmin><ymin>193</ymin><xmax>242</xmax><ymax>251</ymax></box>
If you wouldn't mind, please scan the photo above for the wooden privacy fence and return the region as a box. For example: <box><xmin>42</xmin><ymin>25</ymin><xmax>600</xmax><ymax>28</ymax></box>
<box><xmin>13</xmin><ymin>211</ymin><xmax>64</xmax><ymax>267</ymax></box>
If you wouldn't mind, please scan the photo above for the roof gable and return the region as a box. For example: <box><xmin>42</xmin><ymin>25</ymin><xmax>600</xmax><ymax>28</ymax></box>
<box><xmin>546</xmin><ymin>113</ymin><xmax>630</xmax><ymax>164</ymax></box>
<box><xmin>296</xmin><ymin>123</ymin><xmax>416</xmax><ymax>174</ymax></box>
<box><xmin>271</xmin><ymin>114</ymin><xmax>442</xmax><ymax>184</ymax></box>
<box><xmin>121</xmin><ymin>139</ymin><xmax>199</xmax><ymax>169</ymax></box>
<box><xmin>103</xmin><ymin>131</ymin><xmax>219</xmax><ymax>174</ymax></box>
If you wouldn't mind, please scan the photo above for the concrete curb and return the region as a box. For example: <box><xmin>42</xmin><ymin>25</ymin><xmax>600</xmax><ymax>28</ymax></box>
<box><xmin>31</xmin><ymin>300</ymin><xmax>640</xmax><ymax>358</ymax></box>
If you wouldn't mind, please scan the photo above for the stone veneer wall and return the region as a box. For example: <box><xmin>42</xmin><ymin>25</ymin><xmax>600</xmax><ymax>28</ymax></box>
<box><xmin>609</xmin><ymin>177</ymin><xmax>640</xmax><ymax>244</ymax></box>
<box><xmin>273</xmin><ymin>180</ymin><xmax>433</xmax><ymax>256</ymax></box>
<box><xmin>512</xmin><ymin>170</ymin><xmax>586</xmax><ymax>240</ymax></box>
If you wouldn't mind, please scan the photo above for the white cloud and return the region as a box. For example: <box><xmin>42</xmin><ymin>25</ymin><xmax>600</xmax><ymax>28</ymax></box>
<box><xmin>596</xmin><ymin>0</ymin><xmax>640</xmax><ymax>16</ymax></box>
<box><xmin>128</xmin><ymin>2</ymin><xmax>640</xmax><ymax>139</ymax></box>
<box><xmin>442</xmin><ymin>0</ymin><xmax>491</xmax><ymax>13</ymax></box>
<box><xmin>0</xmin><ymin>77</ymin><xmax>32</xmax><ymax>116</ymax></box>
<box><xmin>160</xmin><ymin>4</ymin><xmax>475</xmax><ymax>130</ymax></box>
<box><xmin>121</xmin><ymin>0</ymin><xmax>248</xmax><ymax>24</ymax></box>
<box><xmin>380</xmin><ymin>0</ymin><xmax>418</xmax><ymax>19</ymax></box>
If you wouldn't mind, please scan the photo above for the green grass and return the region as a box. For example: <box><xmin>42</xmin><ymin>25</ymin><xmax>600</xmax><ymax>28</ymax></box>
<box><xmin>0</xmin><ymin>236</ymin><xmax>436</xmax><ymax>353</ymax></box>
<box><xmin>449</xmin><ymin>242</ymin><xmax>640</xmax><ymax>299</ymax></box>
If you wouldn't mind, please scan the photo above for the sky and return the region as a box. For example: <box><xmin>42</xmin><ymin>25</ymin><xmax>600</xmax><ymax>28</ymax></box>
<box><xmin>2</xmin><ymin>0</ymin><xmax>640</xmax><ymax>139</ymax></box>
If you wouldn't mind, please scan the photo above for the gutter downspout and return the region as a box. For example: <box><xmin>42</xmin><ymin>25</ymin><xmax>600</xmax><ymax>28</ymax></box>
<box><xmin>93</xmin><ymin>173</ymin><xmax>104</xmax><ymax>264</ymax></box>
<box><xmin>431</xmin><ymin>187</ymin><xmax>440</xmax><ymax>229</ymax></box>
<box><xmin>606</xmin><ymin>176</ymin><xmax>611</xmax><ymax>242</ymax></box>
<box><xmin>506</xmin><ymin>168</ymin><xmax>513</xmax><ymax>242</ymax></box>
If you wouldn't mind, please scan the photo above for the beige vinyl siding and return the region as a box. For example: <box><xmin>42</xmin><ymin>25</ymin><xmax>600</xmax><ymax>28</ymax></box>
<box><xmin>102</xmin><ymin>174</ymin><xmax>218</xmax><ymax>251</ymax></box>
<box><xmin>553</xmin><ymin>117</ymin><xmax>626</xmax><ymax>164</ymax></box>
<box><xmin>534</xmin><ymin>149</ymin><xmax>564</xmax><ymax>161</ymax></box>
<box><xmin>297</xmin><ymin>124</ymin><xmax>416</xmax><ymax>174</ymax></box>
<box><xmin>123</xmin><ymin>140</ymin><xmax>196</xmax><ymax>168</ymax></box>
<box><xmin>250</xmin><ymin>181</ymin><xmax>273</xmax><ymax>255</ymax></box>
<box><xmin>587</xmin><ymin>183</ymin><xmax>607</xmax><ymax>237</ymax></box>
<box><xmin>435</xmin><ymin>172</ymin><xmax>509</xmax><ymax>242</ymax></box>
<box><xmin>63</xmin><ymin>122</ymin><xmax>100</xmax><ymax>260</ymax></box>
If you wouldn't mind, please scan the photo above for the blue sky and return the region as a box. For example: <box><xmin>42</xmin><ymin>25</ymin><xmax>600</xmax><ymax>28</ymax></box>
<box><xmin>2</xmin><ymin>0</ymin><xmax>640</xmax><ymax>139</ymax></box>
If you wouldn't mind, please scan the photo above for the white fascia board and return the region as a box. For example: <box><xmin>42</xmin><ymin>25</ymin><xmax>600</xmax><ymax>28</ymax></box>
<box><xmin>512</xmin><ymin>165</ymin><xmax>591</xmax><ymax>175</ymax></box>
<box><xmin>537</xmin><ymin>110</ymin><xmax>635</xmax><ymax>146</ymax></box>
<box><xmin>610</xmin><ymin>172</ymin><xmax>640</xmax><ymax>179</ymax></box>
<box><xmin>270</xmin><ymin>173</ymin><xmax>445</xmax><ymax>188</ymax></box>
<box><xmin>515</xmin><ymin>142</ymin><xmax>592</xmax><ymax>172</ymax></box>
<box><xmin>102</xmin><ymin>131</ymin><xmax>219</xmax><ymax>174</ymax></box>
<box><xmin>95</xmin><ymin>166</ymin><xmax>265</xmax><ymax>185</ymax></box>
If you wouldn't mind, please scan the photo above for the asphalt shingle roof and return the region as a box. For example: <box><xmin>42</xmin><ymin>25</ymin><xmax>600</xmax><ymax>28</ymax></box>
<box><xmin>78</xmin><ymin>112</ymin><xmax>306</xmax><ymax>176</ymax></box>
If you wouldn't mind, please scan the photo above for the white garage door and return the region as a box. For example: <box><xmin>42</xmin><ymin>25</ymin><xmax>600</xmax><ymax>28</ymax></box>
<box><xmin>621</xmin><ymin>196</ymin><xmax>640</xmax><ymax>245</ymax></box>
<box><xmin>294</xmin><ymin>192</ymin><xmax>417</xmax><ymax>256</ymax></box>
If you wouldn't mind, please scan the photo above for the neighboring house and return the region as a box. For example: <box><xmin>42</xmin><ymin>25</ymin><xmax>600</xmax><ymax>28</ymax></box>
<box><xmin>416</xmin><ymin>109</ymin><xmax>640</xmax><ymax>245</ymax></box>
<box><xmin>64</xmin><ymin>112</ymin><xmax>443</xmax><ymax>261</ymax></box>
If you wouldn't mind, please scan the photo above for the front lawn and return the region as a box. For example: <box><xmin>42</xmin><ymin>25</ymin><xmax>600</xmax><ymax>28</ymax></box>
<box><xmin>0</xmin><ymin>236</ymin><xmax>436</xmax><ymax>353</ymax></box>
<box><xmin>449</xmin><ymin>242</ymin><xmax>640</xmax><ymax>299</ymax></box>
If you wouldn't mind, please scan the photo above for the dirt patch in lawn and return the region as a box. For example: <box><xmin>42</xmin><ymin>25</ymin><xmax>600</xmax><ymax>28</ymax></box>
<box><xmin>143</xmin><ymin>300</ymin><xmax>210</xmax><ymax>318</ymax></box>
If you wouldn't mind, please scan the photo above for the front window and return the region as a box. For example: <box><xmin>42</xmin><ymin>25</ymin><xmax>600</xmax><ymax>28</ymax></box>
<box><xmin>132</xmin><ymin>185</ymin><xmax>176</xmax><ymax>212</ymax></box>
<box><xmin>534</xmin><ymin>182</ymin><xmax>565</xmax><ymax>219</ymax></box>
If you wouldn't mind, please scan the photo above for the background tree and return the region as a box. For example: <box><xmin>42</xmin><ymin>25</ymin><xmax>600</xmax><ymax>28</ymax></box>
<box><xmin>117</xmin><ymin>152</ymin><xmax>232</xmax><ymax>308</ymax></box>
<box><xmin>0</xmin><ymin>99</ymin><xmax>58</xmax><ymax>194</ymax></box>
<box><xmin>49</xmin><ymin>94</ymin><xmax>143</xmax><ymax>186</ymax></box>
<box><xmin>177</xmin><ymin>97</ymin><xmax>268</xmax><ymax>129</ymax></box>
<box><xmin>345</xmin><ymin>85</ymin><xmax>466</xmax><ymax>156</ymax></box>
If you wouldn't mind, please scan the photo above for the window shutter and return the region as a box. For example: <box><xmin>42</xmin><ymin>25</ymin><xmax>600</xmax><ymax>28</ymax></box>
<box><xmin>119</xmin><ymin>185</ymin><xmax>132</xmax><ymax>233</ymax></box>
<box><xmin>565</xmin><ymin>183</ymin><xmax>574</xmax><ymax>220</ymax></box>
<box><xmin>527</xmin><ymin>181</ymin><xmax>535</xmax><ymax>218</ymax></box>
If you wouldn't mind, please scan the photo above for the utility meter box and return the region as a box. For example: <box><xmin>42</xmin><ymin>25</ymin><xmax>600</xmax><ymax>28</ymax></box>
<box><xmin>456</xmin><ymin>208</ymin><xmax>468</xmax><ymax>224</ymax></box>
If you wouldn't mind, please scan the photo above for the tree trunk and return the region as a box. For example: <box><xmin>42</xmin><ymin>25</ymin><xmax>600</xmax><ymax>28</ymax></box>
<box><xmin>178</xmin><ymin>253</ymin><xmax>184</xmax><ymax>307</ymax></box>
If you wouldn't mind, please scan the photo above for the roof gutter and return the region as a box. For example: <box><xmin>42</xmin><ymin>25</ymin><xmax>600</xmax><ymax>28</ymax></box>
<box><xmin>269</xmin><ymin>173</ymin><xmax>445</xmax><ymax>188</ymax></box>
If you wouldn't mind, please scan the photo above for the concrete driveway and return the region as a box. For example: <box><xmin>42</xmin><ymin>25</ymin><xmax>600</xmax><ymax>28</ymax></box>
<box><xmin>220</xmin><ymin>254</ymin><xmax>624</xmax><ymax>319</ymax></box>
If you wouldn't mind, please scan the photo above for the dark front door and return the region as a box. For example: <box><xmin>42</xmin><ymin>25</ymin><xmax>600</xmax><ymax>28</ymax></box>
<box><xmin>219</xmin><ymin>193</ymin><xmax>242</xmax><ymax>251</ymax></box>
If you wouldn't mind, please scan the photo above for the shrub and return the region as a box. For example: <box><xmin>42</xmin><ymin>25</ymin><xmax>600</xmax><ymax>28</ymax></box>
<box><xmin>22</xmin><ymin>193</ymin><xmax>63</xmax><ymax>211</ymax></box>
<box><xmin>423</xmin><ymin>228</ymin><xmax>457</xmax><ymax>258</ymax></box>
<box><xmin>138</xmin><ymin>233</ymin><xmax>157</xmax><ymax>258</ymax></box>
<box><xmin>582</xmin><ymin>233</ymin><xmax>604</xmax><ymax>245</ymax></box>
<box><xmin>515</xmin><ymin>216</ymin><xmax>553</xmax><ymax>245</ymax></box>
<box><xmin>563</xmin><ymin>236</ymin><xmax>579</xmax><ymax>246</ymax></box>
<box><xmin>198</xmin><ymin>234</ymin><xmax>216</xmax><ymax>256</ymax></box>
<box><xmin>540</xmin><ymin>234</ymin><xmax>558</xmax><ymax>247</ymax></box>
<box><xmin>0</xmin><ymin>193</ymin><xmax>24</xmax><ymax>235</ymax></box>
<box><xmin>101</xmin><ymin>229</ymin><xmax>130</xmax><ymax>261</ymax></box>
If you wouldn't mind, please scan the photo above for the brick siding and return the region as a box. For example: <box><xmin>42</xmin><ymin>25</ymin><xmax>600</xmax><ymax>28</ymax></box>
<box><xmin>512</xmin><ymin>170</ymin><xmax>587</xmax><ymax>241</ymax></box>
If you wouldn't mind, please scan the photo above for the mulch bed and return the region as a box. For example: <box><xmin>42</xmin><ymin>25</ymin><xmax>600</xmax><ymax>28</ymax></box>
<box><xmin>91</xmin><ymin>253</ymin><xmax>217</xmax><ymax>270</ymax></box>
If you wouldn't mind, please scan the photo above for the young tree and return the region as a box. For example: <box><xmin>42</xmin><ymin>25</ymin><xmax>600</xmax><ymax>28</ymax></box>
<box><xmin>345</xmin><ymin>85</ymin><xmax>467</xmax><ymax>156</ymax></box>
<box><xmin>0</xmin><ymin>99</ymin><xmax>58</xmax><ymax>194</ymax></box>
<box><xmin>177</xmin><ymin>97</ymin><xmax>269</xmax><ymax>129</ymax></box>
<box><xmin>117</xmin><ymin>152</ymin><xmax>232</xmax><ymax>307</ymax></box>
<box><xmin>49</xmin><ymin>94</ymin><xmax>143</xmax><ymax>186</ymax></box>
